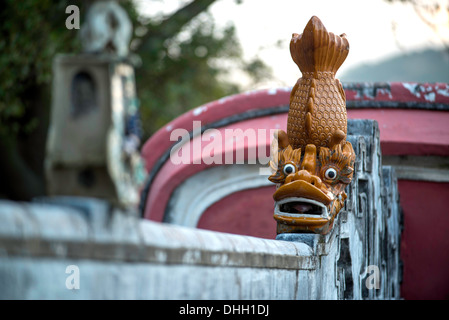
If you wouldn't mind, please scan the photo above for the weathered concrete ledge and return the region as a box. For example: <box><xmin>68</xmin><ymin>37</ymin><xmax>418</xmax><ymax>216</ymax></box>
<box><xmin>0</xmin><ymin>198</ymin><xmax>315</xmax><ymax>270</ymax></box>
<box><xmin>0</xmin><ymin>198</ymin><xmax>323</xmax><ymax>300</ymax></box>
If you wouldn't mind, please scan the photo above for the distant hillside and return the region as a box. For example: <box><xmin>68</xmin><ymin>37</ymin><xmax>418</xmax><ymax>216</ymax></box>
<box><xmin>340</xmin><ymin>48</ymin><xmax>449</xmax><ymax>83</ymax></box>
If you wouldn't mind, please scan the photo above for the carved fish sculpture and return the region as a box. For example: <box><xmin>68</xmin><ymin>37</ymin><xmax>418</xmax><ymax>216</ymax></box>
<box><xmin>269</xmin><ymin>16</ymin><xmax>356</xmax><ymax>235</ymax></box>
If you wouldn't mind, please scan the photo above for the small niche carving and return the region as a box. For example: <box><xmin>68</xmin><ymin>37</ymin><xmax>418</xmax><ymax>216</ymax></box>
<box><xmin>71</xmin><ymin>71</ymin><xmax>97</xmax><ymax>118</ymax></box>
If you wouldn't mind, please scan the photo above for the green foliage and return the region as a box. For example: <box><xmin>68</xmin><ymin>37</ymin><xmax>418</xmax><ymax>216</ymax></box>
<box><xmin>134</xmin><ymin>11</ymin><xmax>248</xmax><ymax>138</ymax></box>
<box><xmin>0</xmin><ymin>0</ymin><xmax>83</xmax><ymax>137</ymax></box>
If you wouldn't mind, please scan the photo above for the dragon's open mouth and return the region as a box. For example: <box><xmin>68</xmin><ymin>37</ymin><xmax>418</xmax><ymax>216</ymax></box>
<box><xmin>275</xmin><ymin>197</ymin><xmax>328</xmax><ymax>218</ymax></box>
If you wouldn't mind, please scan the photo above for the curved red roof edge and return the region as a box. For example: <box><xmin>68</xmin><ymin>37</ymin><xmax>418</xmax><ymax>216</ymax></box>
<box><xmin>143</xmin><ymin>115</ymin><xmax>279</xmax><ymax>221</ymax></box>
<box><xmin>141</xmin><ymin>82</ymin><xmax>449</xmax><ymax>172</ymax></box>
<box><xmin>140</xmin><ymin>82</ymin><xmax>449</xmax><ymax>221</ymax></box>
<box><xmin>141</xmin><ymin>87</ymin><xmax>292</xmax><ymax>172</ymax></box>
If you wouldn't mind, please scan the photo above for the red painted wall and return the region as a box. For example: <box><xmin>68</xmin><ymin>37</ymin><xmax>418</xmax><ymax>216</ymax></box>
<box><xmin>197</xmin><ymin>186</ymin><xmax>277</xmax><ymax>239</ymax></box>
<box><xmin>398</xmin><ymin>180</ymin><xmax>449</xmax><ymax>300</ymax></box>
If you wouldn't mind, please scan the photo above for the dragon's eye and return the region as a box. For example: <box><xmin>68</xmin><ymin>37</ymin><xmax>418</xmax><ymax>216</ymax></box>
<box><xmin>324</xmin><ymin>168</ymin><xmax>338</xmax><ymax>180</ymax></box>
<box><xmin>283</xmin><ymin>163</ymin><xmax>296</xmax><ymax>175</ymax></box>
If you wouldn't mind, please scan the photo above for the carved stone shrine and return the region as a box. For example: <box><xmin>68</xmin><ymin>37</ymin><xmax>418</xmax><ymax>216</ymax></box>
<box><xmin>45</xmin><ymin>1</ymin><xmax>146</xmax><ymax>209</ymax></box>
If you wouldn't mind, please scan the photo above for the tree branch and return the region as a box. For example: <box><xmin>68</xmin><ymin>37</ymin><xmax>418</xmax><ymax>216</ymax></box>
<box><xmin>137</xmin><ymin>0</ymin><xmax>217</xmax><ymax>52</ymax></box>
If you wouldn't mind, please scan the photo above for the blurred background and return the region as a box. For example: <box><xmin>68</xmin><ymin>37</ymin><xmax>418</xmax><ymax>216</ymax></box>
<box><xmin>0</xmin><ymin>0</ymin><xmax>448</xmax><ymax>201</ymax></box>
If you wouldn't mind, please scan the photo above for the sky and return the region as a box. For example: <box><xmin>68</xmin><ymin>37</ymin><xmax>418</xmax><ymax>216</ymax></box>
<box><xmin>137</xmin><ymin>0</ymin><xmax>449</xmax><ymax>89</ymax></box>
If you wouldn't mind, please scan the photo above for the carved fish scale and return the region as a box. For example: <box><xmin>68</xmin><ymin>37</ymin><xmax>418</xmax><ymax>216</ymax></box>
<box><xmin>287</xmin><ymin>16</ymin><xmax>350</xmax><ymax>150</ymax></box>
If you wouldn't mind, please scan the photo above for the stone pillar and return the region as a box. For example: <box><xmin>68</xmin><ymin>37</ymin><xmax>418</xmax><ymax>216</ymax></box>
<box><xmin>45</xmin><ymin>1</ymin><xmax>146</xmax><ymax>209</ymax></box>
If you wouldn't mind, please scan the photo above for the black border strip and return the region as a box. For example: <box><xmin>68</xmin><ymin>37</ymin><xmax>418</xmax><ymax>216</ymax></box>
<box><xmin>346</xmin><ymin>100</ymin><xmax>449</xmax><ymax>110</ymax></box>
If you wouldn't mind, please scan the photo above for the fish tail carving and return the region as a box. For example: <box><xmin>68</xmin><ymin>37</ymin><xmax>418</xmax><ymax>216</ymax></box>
<box><xmin>287</xmin><ymin>16</ymin><xmax>350</xmax><ymax>150</ymax></box>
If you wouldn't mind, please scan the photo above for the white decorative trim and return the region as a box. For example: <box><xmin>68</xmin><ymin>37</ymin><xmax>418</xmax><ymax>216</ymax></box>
<box><xmin>165</xmin><ymin>165</ymin><xmax>273</xmax><ymax>227</ymax></box>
